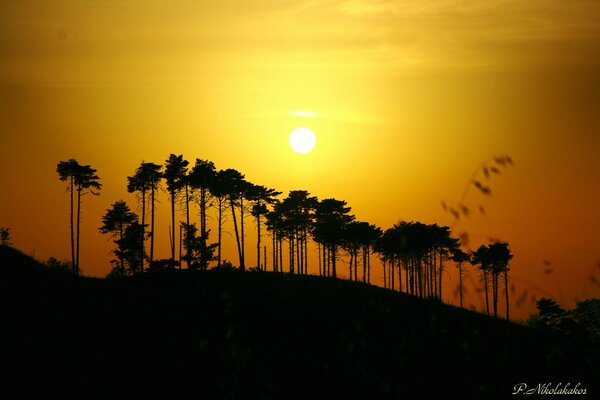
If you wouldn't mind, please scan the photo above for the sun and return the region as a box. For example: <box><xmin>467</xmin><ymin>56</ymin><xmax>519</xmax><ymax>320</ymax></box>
<box><xmin>289</xmin><ymin>127</ymin><xmax>316</xmax><ymax>154</ymax></box>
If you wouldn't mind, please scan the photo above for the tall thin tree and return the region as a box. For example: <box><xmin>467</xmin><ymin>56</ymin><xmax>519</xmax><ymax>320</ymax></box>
<box><xmin>57</xmin><ymin>159</ymin><xmax>80</xmax><ymax>275</ymax></box>
<box><xmin>472</xmin><ymin>245</ymin><xmax>491</xmax><ymax>315</ymax></box>
<box><xmin>248</xmin><ymin>184</ymin><xmax>281</xmax><ymax>270</ymax></box>
<box><xmin>221</xmin><ymin>168</ymin><xmax>246</xmax><ymax>270</ymax></box>
<box><xmin>209</xmin><ymin>170</ymin><xmax>229</xmax><ymax>267</ymax></box>
<box><xmin>57</xmin><ymin>159</ymin><xmax>101</xmax><ymax>277</ymax></box>
<box><xmin>126</xmin><ymin>162</ymin><xmax>161</xmax><ymax>272</ymax></box>
<box><xmin>74</xmin><ymin>164</ymin><xmax>101</xmax><ymax>276</ymax></box>
<box><xmin>189</xmin><ymin>158</ymin><xmax>217</xmax><ymax>270</ymax></box>
<box><xmin>164</xmin><ymin>154</ymin><xmax>189</xmax><ymax>266</ymax></box>
<box><xmin>137</xmin><ymin>163</ymin><xmax>162</xmax><ymax>267</ymax></box>
<box><xmin>451</xmin><ymin>248</ymin><xmax>471</xmax><ymax>308</ymax></box>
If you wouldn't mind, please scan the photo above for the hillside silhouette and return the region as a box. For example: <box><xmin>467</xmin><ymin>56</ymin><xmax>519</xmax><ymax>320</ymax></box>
<box><xmin>1</xmin><ymin>245</ymin><xmax>597</xmax><ymax>399</ymax></box>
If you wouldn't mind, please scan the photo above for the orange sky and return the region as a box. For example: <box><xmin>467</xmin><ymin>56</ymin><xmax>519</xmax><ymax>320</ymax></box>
<box><xmin>1</xmin><ymin>0</ymin><xmax>599</xmax><ymax>320</ymax></box>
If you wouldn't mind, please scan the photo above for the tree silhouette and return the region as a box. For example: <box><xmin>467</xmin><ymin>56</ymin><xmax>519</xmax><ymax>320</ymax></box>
<box><xmin>356</xmin><ymin>222</ymin><xmax>382</xmax><ymax>283</ymax></box>
<box><xmin>182</xmin><ymin>171</ymin><xmax>193</xmax><ymax>268</ymax></box>
<box><xmin>374</xmin><ymin>226</ymin><xmax>402</xmax><ymax>289</ymax></box>
<box><xmin>265</xmin><ymin>203</ymin><xmax>284</xmax><ymax>272</ymax></box>
<box><xmin>274</xmin><ymin>196</ymin><xmax>296</xmax><ymax>273</ymax></box>
<box><xmin>114</xmin><ymin>221</ymin><xmax>146</xmax><ymax>275</ymax></box>
<box><xmin>487</xmin><ymin>242</ymin><xmax>513</xmax><ymax>319</ymax></box>
<box><xmin>74</xmin><ymin>164</ymin><xmax>102</xmax><ymax>276</ymax></box>
<box><xmin>248</xmin><ymin>184</ymin><xmax>281</xmax><ymax>270</ymax></box>
<box><xmin>164</xmin><ymin>154</ymin><xmax>188</xmax><ymax>266</ymax></box>
<box><xmin>536</xmin><ymin>297</ymin><xmax>564</xmax><ymax>317</ymax></box>
<box><xmin>374</xmin><ymin>222</ymin><xmax>457</xmax><ymax>299</ymax></box>
<box><xmin>182</xmin><ymin>222</ymin><xmax>217</xmax><ymax>269</ymax></box>
<box><xmin>239</xmin><ymin>179</ymin><xmax>254</xmax><ymax>272</ymax></box>
<box><xmin>57</xmin><ymin>159</ymin><xmax>101</xmax><ymax>277</ymax></box>
<box><xmin>451</xmin><ymin>248</ymin><xmax>471</xmax><ymax>308</ymax></box>
<box><xmin>209</xmin><ymin>170</ymin><xmax>230</xmax><ymax>267</ymax></box>
<box><xmin>52</xmin><ymin>152</ymin><xmax>521</xmax><ymax>323</ymax></box>
<box><xmin>134</xmin><ymin>162</ymin><xmax>163</xmax><ymax>267</ymax></box>
<box><xmin>313</xmin><ymin>198</ymin><xmax>354</xmax><ymax>278</ymax></box>
<box><xmin>127</xmin><ymin>162</ymin><xmax>162</xmax><ymax>272</ymax></box>
<box><xmin>220</xmin><ymin>168</ymin><xmax>246</xmax><ymax>270</ymax></box>
<box><xmin>99</xmin><ymin>200</ymin><xmax>138</xmax><ymax>275</ymax></box>
<box><xmin>276</xmin><ymin>191</ymin><xmax>318</xmax><ymax>274</ymax></box>
<box><xmin>56</xmin><ymin>159</ymin><xmax>80</xmax><ymax>275</ymax></box>
<box><xmin>343</xmin><ymin>221</ymin><xmax>363</xmax><ymax>281</ymax></box>
<box><xmin>471</xmin><ymin>245</ymin><xmax>491</xmax><ymax>315</ymax></box>
<box><xmin>189</xmin><ymin>158</ymin><xmax>217</xmax><ymax>270</ymax></box>
<box><xmin>470</xmin><ymin>242</ymin><xmax>514</xmax><ymax>318</ymax></box>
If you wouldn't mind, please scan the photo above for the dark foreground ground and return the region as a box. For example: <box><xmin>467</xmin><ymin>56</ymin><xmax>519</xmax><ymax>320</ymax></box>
<box><xmin>1</xmin><ymin>246</ymin><xmax>597</xmax><ymax>399</ymax></box>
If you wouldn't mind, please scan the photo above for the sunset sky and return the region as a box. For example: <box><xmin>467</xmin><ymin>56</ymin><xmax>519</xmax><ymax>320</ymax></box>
<box><xmin>1</xmin><ymin>0</ymin><xmax>599</xmax><ymax>320</ymax></box>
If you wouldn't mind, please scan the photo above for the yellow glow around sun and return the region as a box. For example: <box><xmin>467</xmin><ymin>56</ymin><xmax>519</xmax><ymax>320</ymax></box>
<box><xmin>289</xmin><ymin>127</ymin><xmax>316</xmax><ymax>154</ymax></box>
<box><xmin>291</xmin><ymin>110</ymin><xmax>318</xmax><ymax>117</ymax></box>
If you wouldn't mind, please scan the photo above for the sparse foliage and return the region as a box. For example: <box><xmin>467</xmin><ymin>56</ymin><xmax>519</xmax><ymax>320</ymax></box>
<box><xmin>164</xmin><ymin>154</ymin><xmax>189</xmax><ymax>264</ymax></box>
<box><xmin>128</xmin><ymin>162</ymin><xmax>162</xmax><ymax>271</ymax></box>
<box><xmin>57</xmin><ymin>159</ymin><xmax>101</xmax><ymax>277</ymax></box>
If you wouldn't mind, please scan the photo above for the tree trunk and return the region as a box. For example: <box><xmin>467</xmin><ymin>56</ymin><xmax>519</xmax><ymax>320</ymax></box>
<box><xmin>229</xmin><ymin>195</ymin><xmax>242</xmax><ymax>269</ymax></box>
<box><xmin>256</xmin><ymin>211</ymin><xmax>261</xmax><ymax>270</ymax></box>
<box><xmin>404</xmin><ymin>260</ymin><xmax>410</xmax><ymax>293</ymax></box>
<box><xmin>150</xmin><ymin>186</ymin><xmax>156</xmax><ymax>267</ymax></box>
<box><xmin>459</xmin><ymin>263</ymin><xmax>463</xmax><ymax>308</ymax></box>
<box><xmin>382</xmin><ymin>259</ymin><xmax>387</xmax><ymax>288</ymax></box>
<box><xmin>140</xmin><ymin>189</ymin><xmax>146</xmax><ymax>273</ymax></box>
<box><xmin>119</xmin><ymin>224</ymin><xmax>124</xmax><ymax>274</ymax></box>
<box><xmin>349</xmin><ymin>249</ymin><xmax>354</xmax><ymax>280</ymax></box>
<box><xmin>69</xmin><ymin>177</ymin><xmax>75</xmax><ymax>277</ymax></box>
<box><xmin>409</xmin><ymin>258</ymin><xmax>414</xmax><ymax>295</ymax></box>
<box><xmin>289</xmin><ymin>237</ymin><xmax>294</xmax><ymax>273</ymax></box>
<box><xmin>353</xmin><ymin>247</ymin><xmax>358</xmax><ymax>282</ymax></box>
<box><xmin>179</xmin><ymin>224</ymin><xmax>183</xmax><ymax>269</ymax></box>
<box><xmin>170</xmin><ymin>190</ymin><xmax>176</xmax><ymax>264</ymax></box>
<box><xmin>420</xmin><ymin>260</ymin><xmax>425</xmax><ymax>298</ymax></box>
<box><xmin>239</xmin><ymin>196</ymin><xmax>245</xmax><ymax>271</ymax></box>
<box><xmin>362</xmin><ymin>247</ymin><xmax>367</xmax><ymax>283</ymax></box>
<box><xmin>303</xmin><ymin>227</ymin><xmax>309</xmax><ymax>275</ymax></box>
<box><xmin>296</xmin><ymin>230</ymin><xmax>301</xmax><ymax>274</ymax></box>
<box><xmin>322</xmin><ymin>244</ymin><xmax>327</xmax><ymax>277</ymax></box>
<box><xmin>397</xmin><ymin>258</ymin><xmax>402</xmax><ymax>292</ymax></box>
<box><xmin>278</xmin><ymin>236</ymin><xmax>283</xmax><ymax>273</ymax></box>
<box><xmin>425</xmin><ymin>255</ymin><xmax>431</xmax><ymax>297</ymax></box>
<box><xmin>76</xmin><ymin>187</ymin><xmax>82</xmax><ymax>277</ymax></box>
<box><xmin>439</xmin><ymin>253</ymin><xmax>444</xmax><ymax>301</ymax></box>
<box><xmin>317</xmin><ymin>243</ymin><xmax>322</xmax><ymax>276</ymax></box>
<box><xmin>504</xmin><ymin>268</ymin><xmax>510</xmax><ymax>321</ymax></box>
<box><xmin>200</xmin><ymin>188</ymin><xmax>207</xmax><ymax>270</ymax></box>
<box><xmin>390</xmin><ymin>256</ymin><xmax>395</xmax><ymax>291</ymax></box>
<box><xmin>185</xmin><ymin>184</ymin><xmax>190</xmax><ymax>269</ymax></box>
<box><xmin>483</xmin><ymin>269</ymin><xmax>490</xmax><ymax>315</ymax></box>
<box><xmin>331</xmin><ymin>245</ymin><xmax>337</xmax><ymax>278</ymax></box>
<box><xmin>493</xmin><ymin>272</ymin><xmax>498</xmax><ymax>318</ymax></box>
<box><xmin>367</xmin><ymin>248</ymin><xmax>371</xmax><ymax>284</ymax></box>
<box><xmin>217</xmin><ymin>198</ymin><xmax>223</xmax><ymax>266</ymax></box>
<box><xmin>272</xmin><ymin>231</ymin><xmax>277</xmax><ymax>272</ymax></box>
<box><xmin>325</xmin><ymin>245</ymin><xmax>329</xmax><ymax>277</ymax></box>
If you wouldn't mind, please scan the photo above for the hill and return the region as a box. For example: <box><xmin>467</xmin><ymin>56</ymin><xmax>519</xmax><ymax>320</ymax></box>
<box><xmin>1</xmin><ymin>246</ymin><xmax>597</xmax><ymax>399</ymax></box>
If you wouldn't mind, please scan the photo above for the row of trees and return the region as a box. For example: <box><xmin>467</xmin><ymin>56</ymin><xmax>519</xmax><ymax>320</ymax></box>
<box><xmin>56</xmin><ymin>155</ymin><xmax>514</xmax><ymax>319</ymax></box>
